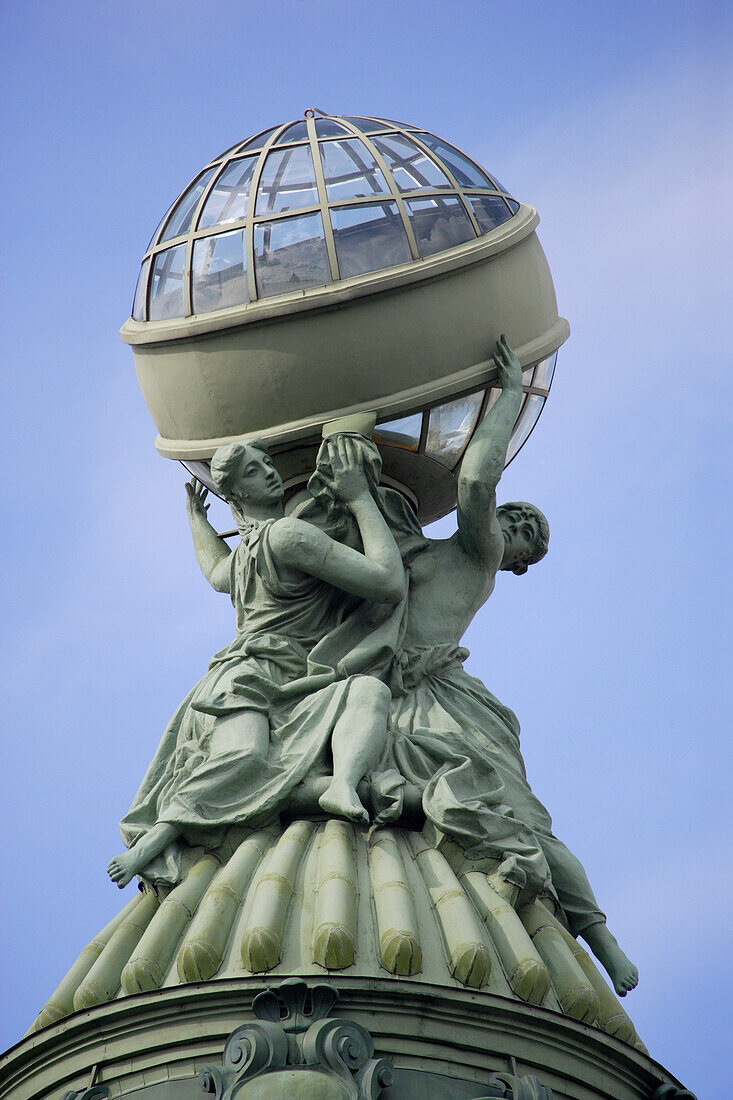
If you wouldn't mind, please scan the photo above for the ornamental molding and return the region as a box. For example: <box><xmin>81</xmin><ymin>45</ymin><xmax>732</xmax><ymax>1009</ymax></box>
<box><xmin>198</xmin><ymin>978</ymin><xmax>393</xmax><ymax>1100</ymax></box>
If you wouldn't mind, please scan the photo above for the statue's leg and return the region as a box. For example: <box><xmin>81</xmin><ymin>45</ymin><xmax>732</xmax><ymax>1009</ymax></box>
<box><xmin>208</xmin><ymin>709</ymin><xmax>269</xmax><ymax>759</ymax></box>
<box><xmin>109</xmin><ymin>710</ymin><xmax>272</xmax><ymax>891</ymax></box>
<box><xmin>581</xmin><ymin>921</ymin><xmax>639</xmax><ymax>996</ymax></box>
<box><xmin>319</xmin><ymin>676</ymin><xmax>391</xmax><ymax>824</ymax></box>
<box><xmin>156</xmin><ymin>709</ymin><xmax>270</xmax><ymax>830</ymax></box>
<box><xmin>108</xmin><ymin>822</ymin><xmax>178</xmax><ymax>889</ymax></box>
<box><xmin>498</xmin><ymin>768</ymin><xmax>638</xmax><ymax>994</ymax></box>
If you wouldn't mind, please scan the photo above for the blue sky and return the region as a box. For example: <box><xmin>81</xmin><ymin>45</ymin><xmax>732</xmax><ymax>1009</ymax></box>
<box><xmin>1</xmin><ymin>1</ymin><xmax>730</xmax><ymax>1094</ymax></box>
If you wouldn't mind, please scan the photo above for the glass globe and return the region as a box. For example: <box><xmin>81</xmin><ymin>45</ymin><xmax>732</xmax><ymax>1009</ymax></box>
<box><xmin>125</xmin><ymin>111</ymin><xmax>564</xmax><ymax>520</ymax></box>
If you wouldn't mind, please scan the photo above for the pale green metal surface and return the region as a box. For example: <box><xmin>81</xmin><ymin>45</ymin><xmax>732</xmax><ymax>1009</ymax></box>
<box><xmin>2</xmin><ymin>980</ymin><xmax>688</xmax><ymax>1100</ymax></box>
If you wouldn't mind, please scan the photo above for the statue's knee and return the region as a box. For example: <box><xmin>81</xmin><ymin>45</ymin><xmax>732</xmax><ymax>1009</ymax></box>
<box><xmin>208</xmin><ymin>744</ymin><xmax>266</xmax><ymax>770</ymax></box>
<box><xmin>239</xmin><ymin>747</ymin><xmax>267</xmax><ymax>768</ymax></box>
<box><xmin>349</xmin><ymin>676</ymin><xmax>391</xmax><ymax>714</ymax></box>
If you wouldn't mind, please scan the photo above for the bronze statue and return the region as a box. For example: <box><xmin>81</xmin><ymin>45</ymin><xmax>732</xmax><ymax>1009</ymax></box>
<box><xmin>110</xmin><ymin>337</ymin><xmax>637</xmax><ymax>997</ymax></box>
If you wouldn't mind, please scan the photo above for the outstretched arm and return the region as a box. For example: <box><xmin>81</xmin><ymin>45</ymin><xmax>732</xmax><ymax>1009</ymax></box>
<box><xmin>185</xmin><ymin>479</ymin><xmax>232</xmax><ymax>593</ymax></box>
<box><xmin>457</xmin><ymin>336</ymin><xmax>523</xmax><ymax>563</ymax></box>
<box><xmin>270</xmin><ymin>437</ymin><xmax>405</xmax><ymax>606</ymax></box>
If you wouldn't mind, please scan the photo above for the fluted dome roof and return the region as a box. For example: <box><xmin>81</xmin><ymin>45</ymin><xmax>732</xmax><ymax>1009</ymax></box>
<box><xmin>131</xmin><ymin>112</ymin><xmax>520</xmax><ymax>323</ymax></box>
<box><xmin>30</xmin><ymin>820</ymin><xmax>643</xmax><ymax>1056</ymax></box>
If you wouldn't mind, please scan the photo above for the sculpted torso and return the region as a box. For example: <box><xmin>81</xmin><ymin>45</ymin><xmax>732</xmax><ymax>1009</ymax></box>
<box><xmin>402</xmin><ymin>528</ymin><xmax>502</xmax><ymax>648</ymax></box>
<box><xmin>403</xmin><ymin>337</ymin><xmax>537</xmax><ymax>649</ymax></box>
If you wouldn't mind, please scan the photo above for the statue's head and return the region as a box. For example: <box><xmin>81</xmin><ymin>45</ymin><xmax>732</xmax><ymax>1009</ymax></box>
<box><xmin>210</xmin><ymin>440</ymin><xmax>283</xmax><ymax>509</ymax></box>
<box><xmin>497</xmin><ymin>502</ymin><xmax>549</xmax><ymax>575</ymax></box>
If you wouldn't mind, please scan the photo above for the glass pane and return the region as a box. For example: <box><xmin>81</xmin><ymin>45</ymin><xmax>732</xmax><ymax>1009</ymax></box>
<box><xmin>192</xmin><ymin>230</ymin><xmax>248</xmax><ymax>314</ymax></box>
<box><xmin>320</xmin><ymin>138</ymin><xmax>389</xmax><ymax>201</ymax></box>
<box><xmin>507</xmin><ymin>394</ymin><xmax>544</xmax><ymax>463</ymax></box>
<box><xmin>425</xmin><ymin>391</ymin><xmax>484</xmax><ymax>468</ymax></box>
<box><xmin>533</xmin><ymin>351</ymin><xmax>557</xmax><ymax>390</ymax></box>
<box><xmin>315</xmin><ymin>118</ymin><xmax>350</xmax><ymax>138</ymax></box>
<box><xmin>199</xmin><ymin>156</ymin><xmax>257</xmax><ymax>228</ymax></box>
<box><xmin>254</xmin><ymin>213</ymin><xmax>330</xmax><ymax>298</ymax></box>
<box><xmin>238</xmin><ymin>125</ymin><xmax>279</xmax><ymax>152</ymax></box>
<box><xmin>413</xmin><ymin>133</ymin><xmax>493</xmax><ymax>189</ymax></box>
<box><xmin>274</xmin><ymin>121</ymin><xmax>309</xmax><ymax>144</ymax></box>
<box><xmin>160</xmin><ymin>168</ymin><xmax>216</xmax><ymax>243</ymax></box>
<box><xmin>181</xmin><ymin>460</ymin><xmax>217</xmax><ymax>495</ymax></box>
<box><xmin>406</xmin><ymin>196</ymin><xmax>476</xmax><ymax>257</ymax></box>
<box><xmin>340</xmin><ymin>117</ymin><xmax>389</xmax><ymax>133</ymax></box>
<box><xmin>507</xmin><ymin>198</ymin><xmax>519</xmax><ymax>212</ymax></box>
<box><xmin>374</xmin><ymin>412</ymin><xmax>423</xmax><ymax>451</ymax></box>
<box><xmin>146</xmin><ymin>207</ymin><xmax>172</xmax><ymax>252</ymax></box>
<box><xmin>132</xmin><ymin>257</ymin><xmax>150</xmax><ymax>321</ymax></box>
<box><xmin>255</xmin><ymin>145</ymin><xmax>319</xmax><ymax>215</ymax></box>
<box><xmin>522</xmin><ymin>367</ymin><xmax>535</xmax><ymax>389</ymax></box>
<box><xmin>371</xmin><ymin>134</ymin><xmax>452</xmax><ymax>192</ymax></box>
<box><xmin>469</xmin><ymin>195</ymin><xmax>513</xmax><ymax>234</ymax></box>
<box><xmin>330</xmin><ymin>202</ymin><xmax>411</xmax><ymax>278</ymax></box>
<box><xmin>380</xmin><ymin>118</ymin><xmax>417</xmax><ymax>129</ymax></box>
<box><xmin>149</xmin><ymin>244</ymin><xmax>186</xmax><ymax>321</ymax></box>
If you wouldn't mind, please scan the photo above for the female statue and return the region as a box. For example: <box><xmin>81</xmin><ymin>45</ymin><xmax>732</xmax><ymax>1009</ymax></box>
<box><xmin>108</xmin><ymin>434</ymin><xmax>404</xmax><ymax>888</ymax></box>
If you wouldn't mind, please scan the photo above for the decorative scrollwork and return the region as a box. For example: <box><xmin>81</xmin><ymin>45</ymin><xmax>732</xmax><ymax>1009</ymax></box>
<box><xmin>198</xmin><ymin>1066</ymin><xmax>226</xmax><ymax>1098</ymax></box>
<box><xmin>199</xmin><ymin>979</ymin><xmax>391</xmax><ymax>1100</ymax></box>
<box><xmin>302</xmin><ymin>1016</ymin><xmax>373</xmax><ymax>1078</ymax></box>
<box><xmin>252</xmin><ymin>975</ymin><xmax>338</xmax><ymax>1032</ymax></box>
<box><xmin>355</xmin><ymin>1058</ymin><xmax>395</xmax><ymax>1099</ymax></box>
<box><xmin>198</xmin><ymin>1020</ymin><xmax>287</xmax><ymax>1099</ymax></box>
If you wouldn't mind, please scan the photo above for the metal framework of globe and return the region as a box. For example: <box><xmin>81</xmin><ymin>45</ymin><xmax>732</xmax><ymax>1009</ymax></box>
<box><xmin>121</xmin><ymin>110</ymin><xmax>567</xmax><ymax>522</ymax></box>
<box><xmin>131</xmin><ymin>111</ymin><xmax>521</xmax><ymax>322</ymax></box>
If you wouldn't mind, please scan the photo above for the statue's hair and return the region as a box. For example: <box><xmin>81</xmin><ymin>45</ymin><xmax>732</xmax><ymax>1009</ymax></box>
<box><xmin>496</xmin><ymin>501</ymin><xmax>550</xmax><ymax>574</ymax></box>
<box><xmin>209</xmin><ymin>439</ymin><xmax>269</xmax><ymax>502</ymax></box>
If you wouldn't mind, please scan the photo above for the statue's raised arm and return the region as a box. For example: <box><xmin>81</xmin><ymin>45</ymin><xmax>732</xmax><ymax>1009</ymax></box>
<box><xmin>456</xmin><ymin>335</ymin><xmax>523</xmax><ymax>566</ymax></box>
<box><xmin>268</xmin><ymin>435</ymin><xmax>405</xmax><ymax>606</ymax></box>
<box><xmin>387</xmin><ymin>337</ymin><xmax>637</xmax><ymax>997</ymax></box>
<box><xmin>185</xmin><ymin>478</ymin><xmax>232</xmax><ymax>593</ymax></box>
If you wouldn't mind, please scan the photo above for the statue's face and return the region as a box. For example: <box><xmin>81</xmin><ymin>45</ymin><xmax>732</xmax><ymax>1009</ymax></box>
<box><xmin>233</xmin><ymin>446</ymin><xmax>283</xmax><ymax>505</ymax></box>
<box><xmin>499</xmin><ymin>507</ymin><xmax>538</xmax><ymax>572</ymax></box>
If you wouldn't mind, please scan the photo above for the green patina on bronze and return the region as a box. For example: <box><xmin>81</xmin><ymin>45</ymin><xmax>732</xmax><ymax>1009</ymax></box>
<box><xmin>4</xmin><ymin>113</ymin><xmax>701</xmax><ymax>1100</ymax></box>
<box><xmin>106</xmin><ymin>338</ymin><xmax>637</xmax><ymax>1001</ymax></box>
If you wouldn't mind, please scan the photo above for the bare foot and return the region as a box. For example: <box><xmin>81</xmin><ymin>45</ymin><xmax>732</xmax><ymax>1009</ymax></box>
<box><xmin>582</xmin><ymin>922</ymin><xmax>639</xmax><ymax>996</ymax></box>
<box><xmin>107</xmin><ymin>849</ymin><xmax>144</xmax><ymax>889</ymax></box>
<box><xmin>605</xmin><ymin>946</ymin><xmax>639</xmax><ymax>996</ymax></box>
<box><xmin>319</xmin><ymin>779</ymin><xmax>369</xmax><ymax>824</ymax></box>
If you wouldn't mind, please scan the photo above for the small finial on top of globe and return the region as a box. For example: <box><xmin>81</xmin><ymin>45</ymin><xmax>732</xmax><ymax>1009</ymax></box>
<box><xmin>121</xmin><ymin>111</ymin><xmax>568</xmax><ymax>523</ymax></box>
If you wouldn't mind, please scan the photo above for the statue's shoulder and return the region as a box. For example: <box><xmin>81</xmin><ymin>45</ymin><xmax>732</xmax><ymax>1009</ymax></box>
<box><xmin>266</xmin><ymin>515</ymin><xmax>317</xmax><ymax>556</ymax></box>
<box><xmin>409</xmin><ymin>535</ymin><xmax>460</xmax><ymax>581</ymax></box>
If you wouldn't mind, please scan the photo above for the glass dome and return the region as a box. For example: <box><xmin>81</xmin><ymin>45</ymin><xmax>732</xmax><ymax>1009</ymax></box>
<box><xmin>375</xmin><ymin>350</ymin><xmax>557</xmax><ymax>469</ymax></box>
<box><xmin>130</xmin><ymin>110</ymin><xmax>520</xmax><ymax>322</ymax></box>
